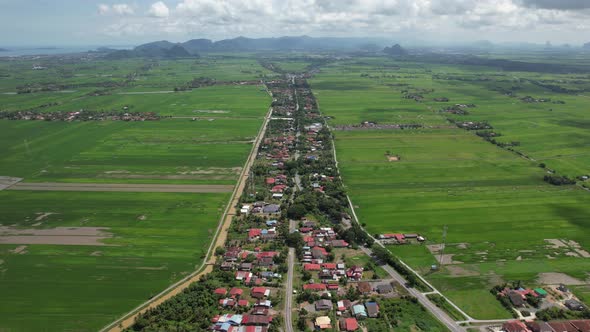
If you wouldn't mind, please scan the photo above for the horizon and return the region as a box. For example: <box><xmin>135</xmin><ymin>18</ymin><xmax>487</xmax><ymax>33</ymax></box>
<box><xmin>2</xmin><ymin>0</ymin><xmax>590</xmax><ymax>46</ymax></box>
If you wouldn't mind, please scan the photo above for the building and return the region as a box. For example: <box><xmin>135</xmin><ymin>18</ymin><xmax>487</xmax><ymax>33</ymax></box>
<box><xmin>352</xmin><ymin>304</ymin><xmax>367</xmax><ymax>319</ymax></box>
<box><xmin>502</xmin><ymin>320</ymin><xmax>531</xmax><ymax>332</ymax></box>
<box><xmin>525</xmin><ymin>321</ymin><xmax>554</xmax><ymax>332</ymax></box>
<box><xmin>303</xmin><ymin>283</ymin><xmax>326</xmax><ymax>291</ymax></box>
<box><xmin>508</xmin><ymin>290</ymin><xmax>526</xmax><ymax>307</ymax></box>
<box><xmin>315</xmin><ymin>316</ymin><xmax>332</xmax><ymax>330</ymax></box>
<box><xmin>565</xmin><ymin>299</ymin><xmax>585</xmax><ymax>311</ymax></box>
<box><xmin>315</xmin><ymin>299</ymin><xmax>333</xmax><ymax>311</ymax></box>
<box><xmin>365</xmin><ymin>302</ymin><xmax>380</xmax><ymax>318</ymax></box>
<box><xmin>339</xmin><ymin>318</ymin><xmax>359</xmax><ymax>331</ymax></box>
<box><xmin>547</xmin><ymin>321</ymin><xmax>577</xmax><ymax>332</ymax></box>
<box><xmin>251</xmin><ymin>287</ymin><xmax>270</xmax><ymax>299</ymax></box>
<box><xmin>376</xmin><ymin>284</ymin><xmax>394</xmax><ymax>294</ymax></box>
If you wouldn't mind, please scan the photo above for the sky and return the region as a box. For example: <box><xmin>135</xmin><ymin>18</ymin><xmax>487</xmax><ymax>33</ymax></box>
<box><xmin>1</xmin><ymin>0</ymin><xmax>590</xmax><ymax>46</ymax></box>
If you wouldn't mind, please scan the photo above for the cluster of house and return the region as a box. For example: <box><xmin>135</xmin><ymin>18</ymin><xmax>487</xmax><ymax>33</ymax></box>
<box><xmin>0</xmin><ymin>109</ymin><xmax>160</xmax><ymax>121</ymax></box>
<box><xmin>220</xmin><ymin>247</ymin><xmax>281</xmax><ymax>284</ymax></box>
<box><xmin>500</xmin><ymin>287</ymin><xmax>549</xmax><ymax>308</ymax></box>
<box><xmin>502</xmin><ymin>319</ymin><xmax>590</xmax><ymax>332</ymax></box>
<box><xmin>210</xmin><ymin>286</ymin><xmax>276</xmax><ymax>332</ymax></box>
<box><xmin>378</xmin><ymin>233</ymin><xmax>425</xmax><ymax>244</ymax></box>
<box><xmin>302</xmin><ymin>122</ymin><xmax>324</xmax><ymax>162</ymax></box>
<box><xmin>240</xmin><ymin>202</ymin><xmax>281</xmax><ymax>216</ymax></box>
<box><xmin>499</xmin><ymin>285</ymin><xmax>586</xmax><ymax>312</ymax></box>
<box><xmin>310</xmin><ymin>301</ymin><xmax>381</xmax><ymax>330</ymax></box>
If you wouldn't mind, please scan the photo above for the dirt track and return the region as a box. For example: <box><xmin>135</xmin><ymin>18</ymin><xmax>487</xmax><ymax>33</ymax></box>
<box><xmin>102</xmin><ymin>106</ymin><xmax>273</xmax><ymax>332</ymax></box>
<box><xmin>8</xmin><ymin>182</ymin><xmax>233</xmax><ymax>193</ymax></box>
<box><xmin>0</xmin><ymin>226</ymin><xmax>112</xmax><ymax>246</ymax></box>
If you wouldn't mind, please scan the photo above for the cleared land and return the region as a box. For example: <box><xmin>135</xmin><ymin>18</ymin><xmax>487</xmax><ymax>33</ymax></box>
<box><xmin>312</xmin><ymin>56</ymin><xmax>590</xmax><ymax>319</ymax></box>
<box><xmin>8</xmin><ymin>182</ymin><xmax>233</xmax><ymax>193</ymax></box>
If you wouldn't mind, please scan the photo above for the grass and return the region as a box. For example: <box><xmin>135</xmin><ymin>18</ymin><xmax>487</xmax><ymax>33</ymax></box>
<box><xmin>312</xmin><ymin>55</ymin><xmax>590</xmax><ymax>319</ymax></box>
<box><xmin>0</xmin><ymin>118</ymin><xmax>263</xmax><ymax>184</ymax></box>
<box><xmin>0</xmin><ymin>55</ymin><xmax>271</xmax><ymax>331</ymax></box>
<box><xmin>426</xmin><ymin>293</ymin><xmax>468</xmax><ymax>321</ymax></box>
<box><xmin>0</xmin><ymin>190</ymin><xmax>228</xmax><ymax>332</ymax></box>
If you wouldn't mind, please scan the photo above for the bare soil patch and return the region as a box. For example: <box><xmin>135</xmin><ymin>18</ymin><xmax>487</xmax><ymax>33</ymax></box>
<box><xmin>8</xmin><ymin>182</ymin><xmax>233</xmax><ymax>193</ymax></box>
<box><xmin>0</xmin><ymin>226</ymin><xmax>113</xmax><ymax>246</ymax></box>
<box><xmin>387</xmin><ymin>155</ymin><xmax>400</xmax><ymax>162</ymax></box>
<box><xmin>0</xmin><ymin>176</ymin><xmax>23</xmax><ymax>191</ymax></box>
<box><xmin>538</xmin><ymin>272</ymin><xmax>587</xmax><ymax>285</ymax></box>
<box><xmin>446</xmin><ymin>265</ymin><xmax>479</xmax><ymax>277</ymax></box>
<box><xmin>35</xmin><ymin>212</ymin><xmax>56</xmax><ymax>221</ymax></box>
<box><xmin>10</xmin><ymin>245</ymin><xmax>28</xmax><ymax>254</ymax></box>
<box><xmin>545</xmin><ymin>239</ymin><xmax>568</xmax><ymax>249</ymax></box>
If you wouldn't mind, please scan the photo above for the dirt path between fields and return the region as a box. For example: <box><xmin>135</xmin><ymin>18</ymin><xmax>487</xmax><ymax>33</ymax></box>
<box><xmin>0</xmin><ymin>226</ymin><xmax>112</xmax><ymax>246</ymax></box>
<box><xmin>102</xmin><ymin>106</ymin><xmax>273</xmax><ymax>332</ymax></box>
<box><xmin>8</xmin><ymin>182</ymin><xmax>233</xmax><ymax>193</ymax></box>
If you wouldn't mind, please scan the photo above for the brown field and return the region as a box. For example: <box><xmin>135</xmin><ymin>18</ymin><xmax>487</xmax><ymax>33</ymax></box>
<box><xmin>0</xmin><ymin>226</ymin><xmax>113</xmax><ymax>246</ymax></box>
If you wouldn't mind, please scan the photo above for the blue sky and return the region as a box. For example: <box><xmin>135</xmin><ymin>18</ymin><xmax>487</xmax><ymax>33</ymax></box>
<box><xmin>1</xmin><ymin>0</ymin><xmax>590</xmax><ymax>46</ymax></box>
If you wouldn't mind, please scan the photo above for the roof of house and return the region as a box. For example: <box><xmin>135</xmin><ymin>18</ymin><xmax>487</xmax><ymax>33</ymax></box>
<box><xmin>238</xmin><ymin>299</ymin><xmax>249</xmax><ymax>307</ymax></box>
<box><xmin>341</xmin><ymin>318</ymin><xmax>359</xmax><ymax>331</ymax></box>
<box><xmin>249</xmin><ymin>229</ymin><xmax>262</xmax><ymax>238</ymax></box>
<box><xmin>352</xmin><ymin>304</ymin><xmax>367</xmax><ymax>316</ymax></box>
<box><xmin>365</xmin><ymin>302</ymin><xmax>379</xmax><ymax>316</ymax></box>
<box><xmin>526</xmin><ymin>321</ymin><xmax>554</xmax><ymax>332</ymax></box>
<box><xmin>533</xmin><ymin>288</ymin><xmax>548</xmax><ymax>296</ymax></box>
<box><xmin>215</xmin><ymin>288</ymin><xmax>228</xmax><ymax>295</ymax></box>
<box><xmin>262</xmin><ymin>204</ymin><xmax>280</xmax><ymax>213</ymax></box>
<box><xmin>571</xmin><ymin>320</ymin><xmax>590</xmax><ymax>332</ymax></box>
<box><xmin>252</xmin><ymin>287</ymin><xmax>267</xmax><ymax>294</ymax></box>
<box><xmin>322</xmin><ymin>263</ymin><xmax>337</xmax><ymax>269</ymax></box>
<box><xmin>303</xmin><ymin>283</ymin><xmax>327</xmax><ymax>291</ymax></box>
<box><xmin>376</xmin><ymin>284</ymin><xmax>393</xmax><ymax>293</ymax></box>
<box><xmin>315</xmin><ymin>316</ymin><xmax>331</xmax><ymax>327</ymax></box>
<box><xmin>547</xmin><ymin>321</ymin><xmax>577</xmax><ymax>332</ymax></box>
<box><xmin>230</xmin><ymin>287</ymin><xmax>243</xmax><ymax>296</ymax></box>
<box><xmin>315</xmin><ymin>299</ymin><xmax>333</xmax><ymax>309</ymax></box>
<box><xmin>304</xmin><ymin>263</ymin><xmax>321</xmax><ymax>271</ymax></box>
<box><xmin>502</xmin><ymin>320</ymin><xmax>530</xmax><ymax>332</ymax></box>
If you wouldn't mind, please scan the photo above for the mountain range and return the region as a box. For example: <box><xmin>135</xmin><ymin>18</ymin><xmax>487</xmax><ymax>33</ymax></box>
<box><xmin>103</xmin><ymin>36</ymin><xmax>391</xmax><ymax>58</ymax></box>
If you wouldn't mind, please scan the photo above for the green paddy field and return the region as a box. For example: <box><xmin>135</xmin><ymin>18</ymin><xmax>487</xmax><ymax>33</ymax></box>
<box><xmin>312</xmin><ymin>55</ymin><xmax>590</xmax><ymax>319</ymax></box>
<box><xmin>0</xmin><ymin>56</ymin><xmax>270</xmax><ymax>331</ymax></box>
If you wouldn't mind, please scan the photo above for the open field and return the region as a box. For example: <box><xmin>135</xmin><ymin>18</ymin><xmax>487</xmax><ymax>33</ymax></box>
<box><xmin>0</xmin><ymin>190</ymin><xmax>228</xmax><ymax>331</ymax></box>
<box><xmin>312</xmin><ymin>57</ymin><xmax>590</xmax><ymax>177</ymax></box>
<box><xmin>8</xmin><ymin>182</ymin><xmax>233</xmax><ymax>193</ymax></box>
<box><xmin>0</xmin><ymin>55</ymin><xmax>271</xmax><ymax>331</ymax></box>
<box><xmin>312</xmin><ymin>55</ymin><xmax>590</xmax><ymax>319</ymax></box>
<box><xmin>0</xmin><ymin>118</ymin><xmax>264</xmax><ymax>184</ymax></box>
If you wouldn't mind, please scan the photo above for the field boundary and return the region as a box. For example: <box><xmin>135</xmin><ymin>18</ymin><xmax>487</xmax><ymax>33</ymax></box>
<box><xmin>99</xmin><ymin>103</ymin><xmax>273</xmax><ymax>332</ymax></box>
<box><xmin>8</xmin><ymin>182</ymin><xmax>233</xmax><ymax>193</ymax></box>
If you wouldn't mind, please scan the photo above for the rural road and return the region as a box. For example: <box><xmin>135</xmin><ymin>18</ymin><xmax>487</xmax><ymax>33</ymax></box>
<box><xmin>360</xmin><ymin>246</ymin><xmax>466</xmax><ymax>332</ymax></box>
<box><xmin>8</xmin><ymin>182</ymin><xmax>234</xmax><ymax>193</ymax></box>
<box><xmin>101</xmin><ymin>103</ymin><xmax>273</xmax><ymax>332</ymax></box>
<box><xmin>284</xmin><ymin>248</ymin><xmax>295</xmax><ymax>332</ymax></box>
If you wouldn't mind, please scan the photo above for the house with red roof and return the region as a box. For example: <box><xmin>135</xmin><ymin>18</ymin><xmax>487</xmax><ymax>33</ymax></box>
<box><xmin>304</xmin><ymin>263</ymin><xmax>321</xmax><ymax>271</ymax></box>
<box><xmin>251</xmin><ymin>287</ymin><xmax>270</xmax><ymax>299</ymax></box>
<box><xmin>303</xmin><ymin>283</ymin><xmax>327</xmax><ymax>291</ymax></box>
<box><xmin>229</xmin><ymin>287</ymin><xmax>243</xmax><ymax>297</ymax></box>
<box><xmin>339</xmin><ymin>318</ymin><xmax>359</xmax><ymax>331</ymax></box>
<box><xmin>265</xmin><ymin>178</ymin><xmax>276</xmax><ymax>185</ymax></box>
<box><xmin>214</xmin><ymin>288</ymin><xmax>227</xmax><ymax>296</ymax></box>
<box><xmin>502</xmin><ymin>320</ymin><xmax>532</xmax><ymax>332</ymax></box>
<box><xmin>238</xmin><ymin>299</ymin><xmax>249</xmax><ymax>307</ymax></box>
<box><xmin>321</xmin><ymin>263</ymin><xmax>337</xmax><ymax>270</ymax></box>
<box><xmin>249</xmin><ymin>229</ymin><xmax>262</xmax><ymax>240</ymax></box>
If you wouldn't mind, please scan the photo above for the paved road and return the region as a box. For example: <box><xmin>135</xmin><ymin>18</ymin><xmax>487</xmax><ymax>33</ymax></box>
<box><xmin>359</xmin><ymin>246</ymin><xmax>465</xmax><ymax>332</ymax></box>
<box><xmin>284</xmin><ymin>248</ymin><xmax>295</xmax><ymax>332</ymax></box>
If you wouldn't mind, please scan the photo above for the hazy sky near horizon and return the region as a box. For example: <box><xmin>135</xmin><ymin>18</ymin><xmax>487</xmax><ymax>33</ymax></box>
<box><xmin>1</xmin><ymin>0</ymin><xmax>590</xmax><ymax>46</ymax></box>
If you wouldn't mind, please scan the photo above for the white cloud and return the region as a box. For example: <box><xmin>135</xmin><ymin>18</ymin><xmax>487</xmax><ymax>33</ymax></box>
<box><xmin>98</xmin><ymin>4</ymin><xmax>111</xmax><ymax>15</ymax></box>
<box><xmin>149</xmin><ymin>1</ymin><xmax>170</xmax><ymax>18</ymax></box>
<box><xmin>97</xmin><ymin>0</ymin><xmax>590</xmax><ymax>43</ymax></box>
<box><xmin>112</xmin><ymin>3</ymin><xmax>135</xmax><ymax>15</ymax></box>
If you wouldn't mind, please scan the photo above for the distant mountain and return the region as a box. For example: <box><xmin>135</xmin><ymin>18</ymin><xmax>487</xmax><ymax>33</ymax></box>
<box><xmin>125</xmin><ymin>36</ymin><xmax>390</xmax><ymax>55</ymax></box>
<box><xmin>104</xmin><ymin>41</ymin><xmax>194</xmax><ymax>59</ymax></box>
<box><xmin>383</xmin><ymin>44</ymin><xmax>408</xmax><ymax>56</ymax></box>
<box><xmin>584</xmin><ymin>42</ymin><xmax>590</xmax><ymax>50</ymax></box>
<box><xmin>0</xmin><ymin>48</ymin><xmax>8</xmax><ymax>52</ymax></box>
